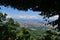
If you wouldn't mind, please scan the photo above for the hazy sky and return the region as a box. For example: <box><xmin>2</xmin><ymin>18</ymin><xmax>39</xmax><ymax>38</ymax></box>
<box><xmin>0</xmin><ymin>6</ymin><xmax>59</xmax><ymax>22</ymax></box>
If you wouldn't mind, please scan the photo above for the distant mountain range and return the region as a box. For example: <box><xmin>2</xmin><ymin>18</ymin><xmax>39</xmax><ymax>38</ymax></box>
<box><xmin>14</xmin><ymin>18</ymin><xmax>53</xmax><ymax>28</ymax></box>
<box><xmin>14</xmin><ymin>18</ymin><xmax>47</xmax><ymax>23</ymax></box>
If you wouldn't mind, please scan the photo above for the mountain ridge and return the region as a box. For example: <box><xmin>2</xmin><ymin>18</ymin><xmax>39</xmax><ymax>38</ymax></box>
<box><xmin>14</xmin><ymin>18</ymin><xmax>53</xmax><ymax>28</ymax></box>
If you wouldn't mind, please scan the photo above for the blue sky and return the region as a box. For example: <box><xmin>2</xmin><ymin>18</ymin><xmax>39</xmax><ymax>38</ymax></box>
<box><xmin>0</xmin><ymin>6</ymin><xmax>43</xmax><ymax>19</ymax></box>
<box><xmin>0</xmin><ymin>6</ymin><xmax>59</xmax><ymax>22</ymax></box>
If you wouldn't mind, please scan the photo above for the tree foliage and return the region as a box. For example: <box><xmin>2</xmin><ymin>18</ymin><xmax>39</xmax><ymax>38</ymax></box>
<box><xmin>16</xmin><ymin>27</ymin><xmax>33</xmax><ymax>40</ymax></box>
<box><xmin>0</xmin><ymin>12</ymin><xmax>19</xmax><ymax>40</ymax></box>
<box><xmin>0</xmin><ymin>0</ymin><xmax>60</xmax><ymax>11</ymax></box>
<box><xmin>0</xmin><ymin>12</ymin><xmax>34</xmax><ymax>40</ymax></box>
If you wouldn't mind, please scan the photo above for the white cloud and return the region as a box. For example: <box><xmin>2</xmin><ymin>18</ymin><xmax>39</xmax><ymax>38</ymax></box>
<box><xmin>18</xmin><ymin>15</ymin><xmax>42</xmax><ymax>19</ymax></box>
<box><xmin>6</xmin><ymin>15</ymin><xmax>59</xmax><ymax>21</ymax></box>
<box><xmin>48</xmin><ymin>15</ymin><xmax>59</xmax><ymax>21</ymax></box>
<box><xmin>6</xmin><ymin>15</ymin><xmax>42</xmax><ymax>19</ymax></box>
<box><xmin>49</xmin><ymin>15</ymin><xmax>59</xmax><ymax>20</ymax></box>
<box><xmin>6</xmin><ymin>15</ymin><xmax>12</xmax><ymax>18</ymax></box>
<box><xmin>6</xmin><ymin>15</ymin><xmax>18</xmax><ymax>18</ymax></box>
